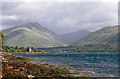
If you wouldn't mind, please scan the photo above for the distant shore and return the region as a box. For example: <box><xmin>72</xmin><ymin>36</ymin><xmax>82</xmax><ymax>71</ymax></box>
<box><xmin>4</xmin><ymin>51</ymin><xmax>47</xmax><ymax>53</ymax></box>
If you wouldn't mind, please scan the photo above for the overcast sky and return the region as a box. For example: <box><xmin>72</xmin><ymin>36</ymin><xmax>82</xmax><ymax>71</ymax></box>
<box><xmin>1</xmin><ymin>0</ymin><xmax>118</xmax><ymax>34</ymax></box>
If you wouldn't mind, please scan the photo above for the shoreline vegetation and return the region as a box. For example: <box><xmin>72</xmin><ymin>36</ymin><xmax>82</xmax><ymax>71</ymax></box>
<box><xmin>3</xmin><ymin>46</ymin><xmax>47</xmax><ymax>53</ymax></box>
<box><xmin>3</xmin><ymin>45</ymin><xmax>117</xmax><ymax>54</ymax></box>
<box><xmin>2</xmin><ymin>52</ymin><xmax>117</xmax><ymax>79</ymax></box>
<box><xmin>4</xmin><ymin>51</ymin><xmax>48</xmax><ymax>54</ymax></box>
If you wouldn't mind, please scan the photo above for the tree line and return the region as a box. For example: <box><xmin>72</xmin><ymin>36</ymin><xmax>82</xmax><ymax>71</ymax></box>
<box><xmin>0</xmin><ymin>31</ymin><xmax>45</xmax><ymax>53</ymax></box>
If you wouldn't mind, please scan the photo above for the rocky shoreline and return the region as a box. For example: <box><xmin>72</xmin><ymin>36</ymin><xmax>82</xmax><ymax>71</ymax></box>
<box><xmin>2</xmin><ymin>52</ymin><xmax>70</xmax><ymax>78</ymax></box>
<box><xmin>2</xmin><ymin>53</ymin><xmax>117</xmax><ymax>79</ymax></box>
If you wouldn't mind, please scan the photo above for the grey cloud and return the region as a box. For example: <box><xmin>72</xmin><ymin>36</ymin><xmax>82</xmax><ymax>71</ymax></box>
<box><xmin>2</xmin><ymin>2</ymin><xmax>118</xmax><ymax>34</ymax></box>
<box><xmin>2</xmin><ymin>2</ymin><xmax>24</xmax><ymax>10</ymax></box>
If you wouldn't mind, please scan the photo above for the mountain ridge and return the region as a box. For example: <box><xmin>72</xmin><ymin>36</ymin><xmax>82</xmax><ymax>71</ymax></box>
<box><xmin>72</xmin><ymin>25</ymin><xmax>118</xmax><ymax>47</ymax></box>
<box><xmin>59</xmin><ymin>30</ymin><xmax>90</xmax><ymax>44</ymax></box>
<box><xmin>3</xmin><ymin>22</ymin><xmax>67</xmax><ymax>48</ymax></box>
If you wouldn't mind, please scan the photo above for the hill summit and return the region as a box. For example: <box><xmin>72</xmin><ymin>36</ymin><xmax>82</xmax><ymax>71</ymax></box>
<box><xmin>72</xmin><ymin>26</ymin><xmax>118</xmax><ymax>49</ymax></box>
<box><xmin>3</xmin><ymin>22</ymin><xmax>67</xmax><ymax>48</ymax></box>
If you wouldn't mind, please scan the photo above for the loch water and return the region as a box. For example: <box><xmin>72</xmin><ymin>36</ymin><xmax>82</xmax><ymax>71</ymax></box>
<box><xmin>11</xmin><ymin>52</ymin><xmax>119</xmax><ymax>77</ymax></box>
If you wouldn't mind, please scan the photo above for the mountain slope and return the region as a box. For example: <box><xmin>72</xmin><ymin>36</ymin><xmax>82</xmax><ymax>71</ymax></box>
<box><xmin>60</xmin><ymin>30</ymin><xmax>90</xmax><ymax>44</ymax></box>
<box><xmin>3</xmin><ymin>22</ymin><xmax>67</xmax><ymax>48</ymax></box>
<box><xmin>72</xmin><ymin>26</ymin><xmax>118</xmax><ymax>48</ymax></box>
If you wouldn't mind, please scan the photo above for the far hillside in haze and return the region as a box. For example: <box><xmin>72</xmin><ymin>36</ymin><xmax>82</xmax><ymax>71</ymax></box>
<box><xmin>42</xmin><ymin>25</ymin><xmax>119</xmax><ymax>53</ymax></box>
<box><xmin>60</xmin><ymin>30</ymin><xmax>90</xmax><ymax>44</ymax></box>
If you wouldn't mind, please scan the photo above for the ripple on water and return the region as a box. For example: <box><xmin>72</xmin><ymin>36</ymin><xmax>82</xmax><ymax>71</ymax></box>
<box><xmin>11</xmin><ymin>53</ymin><xmax>119</xmax><ymax>77</ymax></box>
